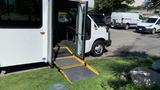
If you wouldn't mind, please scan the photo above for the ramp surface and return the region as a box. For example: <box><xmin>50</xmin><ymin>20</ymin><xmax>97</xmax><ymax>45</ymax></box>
<box><xmin>53</xmin><ymin>47</ymin><xmax>99</xmax><ymax>83</ymax></box>
<box><xmin>54</xmin><ymin>57</ymin><xmax>82</xmax><ymax>69</ymax></box>
<box><xmin>53</xmin><ymin>47</ymin><xmax>72</xmax><ymax>58</ymax></box>
<box><xmin>63</xmin><ymin>66</ymin><xmax>96</xmax><ymax>82</ymax></box>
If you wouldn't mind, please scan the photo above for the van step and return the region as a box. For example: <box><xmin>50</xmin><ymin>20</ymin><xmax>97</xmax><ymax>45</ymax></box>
<box><xmin>54</xmin><ymin>57</ymin><xmax>82</xmax><ymax>69</ymax></box>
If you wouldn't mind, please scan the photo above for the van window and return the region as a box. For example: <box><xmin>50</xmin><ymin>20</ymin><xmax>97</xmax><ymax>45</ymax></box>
<box><xmin>0</xmin><ymin>0</ymin><xmax>42</xmax><ymax>28</ymax></box>
<box><xmin>139</xmin><ymin>15</ymin><xmax>143</xmax><ymax>20</ymax></box>
<box><xmin>58</xmin><ymin>12</ymin><xmax>71</xmax><ymax>23</ymax></box>
<box><xmin>145</xmin><ymin>18</ymin><xmax>158</xmax><ymax>23</ymax></box>
<box><xmin>156</xmin><ymin>19</ymin><xmax>160</xmax><ymax>25</ymax></box>
<box><xmin>89</xmin><ymin>14</ymin><xmax>105</xmax><ymax>26</ymax></box>
<box><xmin>85</xmin><ymin>16</ymin><xmax>91</xmax><ymax>40</ymax></box>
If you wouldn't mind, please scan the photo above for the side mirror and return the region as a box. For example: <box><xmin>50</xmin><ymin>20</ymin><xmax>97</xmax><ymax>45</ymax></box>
<box><xmin>156</xmin><ymin>23</ymin><xmax>160</xmax><ymax>25</ymax></box>
<box><xmin>94</xmin><ymin>24</ymin><xmax>98</xmax><ymax>30</ymax></box>
<box><xmin>106</xmin><ymin>26</ymin><xmax>109</xmax><ymax>32</ymax></box>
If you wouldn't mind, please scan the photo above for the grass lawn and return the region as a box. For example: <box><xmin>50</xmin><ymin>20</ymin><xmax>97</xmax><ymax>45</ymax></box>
<box><xmin>0</xmin><ymin>54</ymin><xmax>160</xmax><ymax>90</ymax></box>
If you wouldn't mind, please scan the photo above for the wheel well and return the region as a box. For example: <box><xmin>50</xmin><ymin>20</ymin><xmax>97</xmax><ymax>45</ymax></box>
<box><xmin>94</xmin><ymin>38</ymin><xmax>106</xmax><ymax>45</ymax></box>
<box><xmin>89</xmin><ymin>38</ymin><xmax>106</xmax><ymax>53</ymax></box>
<box><xmin>126</xmin><ymin>23</ymin><xmax>130</xmax><ymax>25</ymax></box>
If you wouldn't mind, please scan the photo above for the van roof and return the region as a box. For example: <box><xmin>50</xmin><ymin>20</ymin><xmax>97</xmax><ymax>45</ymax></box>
<box><xmin>149</xmin><ymin>16</ymin><xmax>160</xmax><ymax>18</ymax></box>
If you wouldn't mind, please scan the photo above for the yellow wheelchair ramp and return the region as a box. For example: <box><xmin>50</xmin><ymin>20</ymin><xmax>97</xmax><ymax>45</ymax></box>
<box><xmin>53</xmin><ymin>47</ymin><xmax>99</xmax><ymax>84</ymax></box>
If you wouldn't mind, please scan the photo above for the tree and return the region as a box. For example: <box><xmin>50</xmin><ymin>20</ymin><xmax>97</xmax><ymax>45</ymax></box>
<box><xmin>144</xmin><ymin>0</ymin><xmax>160</xmax><ymax>9</ymax></box>
<box><xmin>94</xmin><ymin>0</ymin><xmax>134</xmax><ymax>14</ymax></box>
<box><xmin>151</xmin><ymin>0</ymin><xmax>159</xmax><ymax>6</ymax></box>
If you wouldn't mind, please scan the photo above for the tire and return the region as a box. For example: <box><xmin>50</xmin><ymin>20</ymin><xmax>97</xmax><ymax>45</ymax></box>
<box><xmin>124</xmin><ymin>24</ymin><xmax>129</xmax><ymax>30</ymax></box>
<box><xmin>151</xmin><ymin>29</ymin><xmax>156</xmax><ymax>34</ymax></box>
<box><xmin>110</xmin><ymin>24</ymin><xmax>114</xmax><ymax>28</ymax></box>
<box><xmin>91</xmin><ymin>41</ymin><xmax>105</xmax><ymax>57</ymax></box>
<box><xmin>0</xmin><ymin>70</ymin><xmax>6</xmax><ymax>75</ymax></box>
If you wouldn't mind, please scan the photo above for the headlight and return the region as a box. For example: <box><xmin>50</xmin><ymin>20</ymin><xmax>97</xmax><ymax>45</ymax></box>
<box><xmin>147</xmin><ymin>25</ymin><xmax>152</xmax><ymax>27</ymax></box>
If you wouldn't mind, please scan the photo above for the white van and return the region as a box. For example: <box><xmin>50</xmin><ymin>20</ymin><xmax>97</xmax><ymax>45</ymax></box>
<box><xmin>0</xmin><ymin>0</ymin><xmax>111</xmax><ymax>69</ymax></box>
<box><xmin>111</xmin><ymin>12</ymin><xmax>143</xmax><ymax>29</ymax></box>
<box><xmin>136</xmin><ymin>16</ymin><xmax>160</xmax><ymax>34</ymax></box>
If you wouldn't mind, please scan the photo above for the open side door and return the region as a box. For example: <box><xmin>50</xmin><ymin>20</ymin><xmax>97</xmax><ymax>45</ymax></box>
<box><xmin>76</xmin><ymin>1</ymin><xmax>88</xmax><ymax>60</ymax></box>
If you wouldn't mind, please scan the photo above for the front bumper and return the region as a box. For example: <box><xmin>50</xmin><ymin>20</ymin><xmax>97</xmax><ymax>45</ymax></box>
<box><xmin>136</xmin><ymin>27</ymin><xmax>153</xmax><ymax>33</ymax></box>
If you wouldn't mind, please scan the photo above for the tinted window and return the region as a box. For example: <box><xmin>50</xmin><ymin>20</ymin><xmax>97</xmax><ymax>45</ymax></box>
<box><xmin>58</xmin><ymin>12</ymin><xmax>72</xmax><ymax>23</ymax></box>
<box><xmin>86</xmin><ymin>16</ymin><xmax>91</xmax><ymax>40</ymax></box>
<box><xmin>139</xmin><ymin>15</ymin><xmax>143</xmax><ymax>20</ymax></box>
<box><xmin>156</xmin><ymin>19</ymin><xmax>160</xmax><ymax>25</ymax></box>
<box><xmin>0</xmin><ymin>0</ymin><xmax>42</xmax><ymax>28</ymax></box>
<box><xmin>145</xmin><ymin>18</ymin><xmax>157</xmax><ymax>23</ymax></box>
<box><xmin>90</xmin><ymin>14</ymin><xmax>105</xmax><ymax>26</ymax></box>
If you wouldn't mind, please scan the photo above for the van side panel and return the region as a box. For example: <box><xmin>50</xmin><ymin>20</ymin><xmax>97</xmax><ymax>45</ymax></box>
<box><xmin>122</xmin><ymin>13</ymin><xmax>139</xmax><ymax>25</ymax></box>
<box><xmin>0</xmin><ymin>0</ymin><xmax>48</xmax><ymax>67</ymax></box>
<box><xmin>85</xmin><ymin>16</ymin><xmax>109</xmax><ymax>53</ymax></box>
<box><xmin>111</xmin><ymin>12</ymin><xmax>123</xmax><ymax>24</ymax></box>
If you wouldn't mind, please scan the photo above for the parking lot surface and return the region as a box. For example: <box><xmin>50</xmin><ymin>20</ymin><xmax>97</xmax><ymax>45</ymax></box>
<box><xmin>106</xmin><ymin>28</ymin><xmax>160</xmax><ymax>57</ymax></box>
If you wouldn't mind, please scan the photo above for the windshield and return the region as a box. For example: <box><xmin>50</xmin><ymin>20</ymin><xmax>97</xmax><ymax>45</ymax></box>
<box><xmin>145</xmin><ymin>18</ymin><xmax>158</xmax><ymax>23</ymax></box>
<box><xmin>89</xmin><ymin>14</ymin><xmax>106</xmax><ymax>26</ymax></box>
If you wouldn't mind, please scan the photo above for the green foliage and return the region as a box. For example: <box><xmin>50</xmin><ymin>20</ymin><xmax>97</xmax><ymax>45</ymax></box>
<box><xmin>94</xmin><ymin>0</ymin><xmax>135</xmax><ymax>13</ymax></box>
<box><xmin>151</xmin><ymin>0</ymin><xmax>160</xmax><ymax>6</ymax></box>
<box><xmin>148</xmin><ymin>0</ymin><xmax>160</xmax><ymax>8</ymax></box>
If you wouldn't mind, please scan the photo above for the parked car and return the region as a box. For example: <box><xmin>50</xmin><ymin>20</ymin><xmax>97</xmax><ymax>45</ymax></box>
<box><xmin>111</xmin><ymin>12</ymin><xmax>143</xmax><ymax>29</ymax></box>
<box><xmin>136</xmin><ymin>16</ymin><xmax>160</xmax><ymax>34</ymax></box>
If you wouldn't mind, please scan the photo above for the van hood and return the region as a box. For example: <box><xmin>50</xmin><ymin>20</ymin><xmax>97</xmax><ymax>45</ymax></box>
<box><xmin>137</xmin><ymin>22</ymin><xmax>154</xmax><ymax>27</ymax></box>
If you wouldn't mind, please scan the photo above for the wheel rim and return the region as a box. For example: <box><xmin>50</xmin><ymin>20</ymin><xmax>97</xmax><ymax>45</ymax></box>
<box><xmin>111</xmin><ymin>24</ymin><xmax>114</xmax><ymax>28</ymax></box>
<box><xmin>152</xmin><ymin>29</ymin><xmax>155</xmax><ymax>34</ymax></box>
<box><xmin>94</xmin><ymin>44</ymin><xmax>103</xmax><ymax>55</ymax></box>
<box><xmin>125</xmin><ymin>25</ymin><xmax>129</xmax><ymax>29</ymax></box>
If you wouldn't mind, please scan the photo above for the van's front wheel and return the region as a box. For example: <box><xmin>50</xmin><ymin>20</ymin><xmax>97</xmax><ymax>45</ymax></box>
<box><xmin>125</xmin><ymin>24</ymin><xmax>129</xmax><ymax>30</ymax></box>
<box><xmin>151</xmin><ymin>29</ymin><xmax>156</xmax><ymax>34</ymax></box>
<box><xmin>91</xmin><ymin>41</ymin><xmax>104</xmax><ymax>57</ymax></box>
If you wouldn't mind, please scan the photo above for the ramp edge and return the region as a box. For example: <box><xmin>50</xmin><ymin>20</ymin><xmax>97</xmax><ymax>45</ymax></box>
<box><xmin>60</xmin><ymin>69</ymin><xmax>73</xmax><ymax>84</ymax></box>
<box><xmin>73</xmin><ymin>55</ymin><xmax>99</xmax><ymax>75</ymax></box>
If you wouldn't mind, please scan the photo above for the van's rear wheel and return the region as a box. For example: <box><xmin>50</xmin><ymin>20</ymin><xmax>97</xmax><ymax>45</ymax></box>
<box><xmin>110</xmin><ymin>24</ymin><xmax>115</xmax><ymax>28</ymax></box>
<box><xmin>125</xmin><ymin>24</ymin><xmax>129</xmax><ymax>30</ymax></box>
<box><xmin>91</xmin><ymin>41</ymin><xmax>104</xmax><ymax>57</ymax></box>
<box><xmin>0</xmin><ymin>70</ymin><xmax>6</xmax><ymax>75</ymax></box>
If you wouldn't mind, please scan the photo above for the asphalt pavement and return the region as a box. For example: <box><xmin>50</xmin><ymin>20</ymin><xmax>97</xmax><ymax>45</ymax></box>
<box><xmin>105</xmin><ymin>28</ymin><xmax>160</xmax><ymax>57</ymax></box>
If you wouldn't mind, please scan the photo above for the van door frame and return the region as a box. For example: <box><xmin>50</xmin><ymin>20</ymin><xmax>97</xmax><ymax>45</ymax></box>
<box><xmin>76</xmin><ymin>1</ymin><xmax>88</xmax><ymax>60</ymax></box>
<box><xmin>48</xmin><ymin>0</ymin><xmax>53</xmax><ymax>65</ymax></box>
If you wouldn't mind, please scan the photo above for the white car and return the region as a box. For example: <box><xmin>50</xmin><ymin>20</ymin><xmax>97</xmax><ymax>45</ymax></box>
<box><xmin>136</xmin><ymin>16</ymin><xmax>160</xmax><ymax>34</ymax></box>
